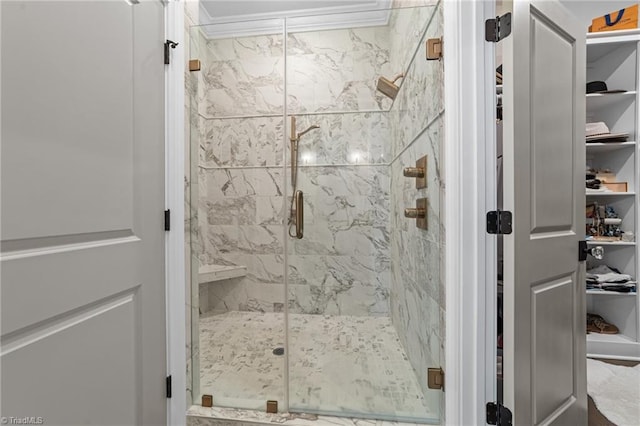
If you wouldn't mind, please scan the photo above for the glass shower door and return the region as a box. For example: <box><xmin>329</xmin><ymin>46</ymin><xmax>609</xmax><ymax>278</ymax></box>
<box><xmin>285</xmin><ymin>4</ymin><xmax>444</xmax><ymax>422</ymax></box>
<box><xmin>188</xmin><ymin>4</ymin><xmax>445</xmax><ymax>421</ymax></box>
<box><xmin>189</xmin><ymin>18</ymin><xmax>288</xmax><ymax>411</ymax></box>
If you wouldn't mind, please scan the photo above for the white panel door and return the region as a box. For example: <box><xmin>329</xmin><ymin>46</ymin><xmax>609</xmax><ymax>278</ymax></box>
<box><xmin>1</xmin><ymin>1</ymin><xmax>166</xmax><ymax>425</ymax></box>
<box><xmin>502</xmin><ymin>0</ymin><xmax>587</xmax><ymax>424</ymax></box>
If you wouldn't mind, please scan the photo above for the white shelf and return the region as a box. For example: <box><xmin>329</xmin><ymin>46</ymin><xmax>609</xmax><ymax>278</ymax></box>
<box><xmin>587</xmin><ymin>332</ymin><xmax>636</xmax><ymax>344</ymax></box>
<box><xmin>588</xmin><ymin>28</ymin><xmax>640</xmax><ymax>44</ymax></box>
<box><xmin>586</xmin><ymin>141</ymin><xmax>637</xmax><ymax>152</ymax></box>
<box><xmin>586</xmin><ymin>191</ymin><xmax>636</xmax><ymax>196</ymax></box>
<box><xmin>198</xmin><ymin>264</ymin><xmax>247</xmax><ymax>283</ymax></box>
<box><xmin>586</xmin><ymin>91</ymin><xmax>636</xmax><ymax>110</ymax></box>
<box><xmin>586</xmin><ymin>290</ymin><xmax>637</xmax><ymax>296</ymax></box>
<box><xmin>587</xmin><ymin>240</ymin><xmax>636</xmax><ymax>246</ymax></box>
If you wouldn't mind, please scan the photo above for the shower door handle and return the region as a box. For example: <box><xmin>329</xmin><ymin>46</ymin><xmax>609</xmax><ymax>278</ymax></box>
<box><xmin>294</xmin><ymin>190</ymin><xmax>304</xmax><ymax>239</ymax></box>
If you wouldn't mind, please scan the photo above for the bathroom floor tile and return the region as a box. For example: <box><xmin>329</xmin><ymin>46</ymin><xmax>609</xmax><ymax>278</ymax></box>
<box><xmin>199</xmin><ymin>312</ymin><xmax>432</xmax><ymax>421</ymax></box>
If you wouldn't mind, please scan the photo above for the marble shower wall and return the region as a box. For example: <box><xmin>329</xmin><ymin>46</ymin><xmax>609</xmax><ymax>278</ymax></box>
<box><xmin>198</xmin><ymin>115</ymin><xmax>287</xmax><ymax>314</ymax></box>
<box><xmin>388</xmin><ymin>3</ymin><xmax>445</xmax><ymax>405</ymax></box>
<box><xmin>197</xmin><ymin>114</ymin><xmax>393</xmax><ymax>316</ymax></box>
<box><xmin>286</xmin><ymin>26</ymin><xmax>392</xmax><ymax>113</ymax></box>
<box><xmin>200</xmin><ymin>33</ymin><xmax>284</xmax><ymax>118</ymax></box>
<box><xmin>388</xmin><ymin>2</ymin><xmax>439</xmax><ymax>83</ymax></box>
<box><xmin>196</xmin><ymin>26</ymin><xmax>285</xmax><ymax>316</ymax></box>
<box><xmin>284</xmin><ymin>111</ymin><xmax>392</xmax><ymax>316</ymax></box>
<box><xmin>196</xmin><ymin>22</ymin><xmax>403</xmax><ymax>316</ymax></box>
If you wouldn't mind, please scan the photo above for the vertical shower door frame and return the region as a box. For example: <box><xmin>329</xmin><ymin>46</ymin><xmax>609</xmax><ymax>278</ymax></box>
<box><xmin>165</xmin><ymin>1</ymin><xmax>187</xmax><ymax>425</ymax></box>
<box><xmin>443</xmin><ymin>0</ymin><xmax>497</xmax><ymax>424</ymax></box>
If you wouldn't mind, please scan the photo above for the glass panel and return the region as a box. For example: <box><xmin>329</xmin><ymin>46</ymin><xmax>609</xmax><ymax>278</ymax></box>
<box><xmin>189</xmin><ymin>18</ymin><xmax>287</xmax><ymax>410</ymax></box>
<box><xmin>189</xmin><ymin>3</ymin><xmax>445</xmax><ymax>421</ymax></box>
<box><xmin>285</xmin><ymin>4</ymin><xmax>443</xmax><ymax>422</ymax></box>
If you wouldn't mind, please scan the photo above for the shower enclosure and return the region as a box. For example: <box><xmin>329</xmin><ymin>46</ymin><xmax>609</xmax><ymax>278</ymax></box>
<box><xmin>187</xmin><ymin>3</ymin><xmax>444</xmax><ymax>423</ymax></box>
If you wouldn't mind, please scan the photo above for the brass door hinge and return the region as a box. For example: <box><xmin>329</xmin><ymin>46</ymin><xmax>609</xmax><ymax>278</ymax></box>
<box><xmin>201</xmin><ymin>394</ymin><xmax>213</xmax><ymax>407</ymax></box>
<box><xmin>427</xmin><ymin>367</ymin><xmax>444</xmax><ymax>390</ymax></box>
<box><xmin>189</xmin><ymin>59</ymin><xmax>201</xmax><ymax>72</ymax></box>
<box><xmin>266</xmin><ymin>400</ymin><xmax>278</xmax><ymax>413</ymax></box>
<box><xmin>426</xmin><ymin>38</ymin><xmax>443</xmax><ymax>60</ymax></box>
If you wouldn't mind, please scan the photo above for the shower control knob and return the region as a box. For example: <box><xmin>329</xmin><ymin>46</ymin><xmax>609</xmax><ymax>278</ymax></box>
<box><xmin>405</xmin><ymin>198</ymin><xmax>428</xmax><ymax>230</ymax></box>
<box><xmin>404</xmin><ymin>155</ymin><xmax>427</xmax><ymax>189</ymax></box>
<box><xmin>403</xmin><ymin>167</ymin><xmax>425</xmax><ymax>178</ymax></box>
<box><xmin>404</xmin><ymin>208</ymin><xmax>426</xmax><ymax>219</ymax></box>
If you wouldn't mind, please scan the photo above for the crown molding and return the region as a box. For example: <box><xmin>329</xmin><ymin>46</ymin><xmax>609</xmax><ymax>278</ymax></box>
<box><xmin>198</xmin><ymin>0</ymin><xmax>392</xmax><ymax>39</ymax></box>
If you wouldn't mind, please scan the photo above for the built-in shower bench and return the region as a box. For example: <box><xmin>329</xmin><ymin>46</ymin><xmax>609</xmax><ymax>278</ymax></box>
<box><xmin>198</xmin><ymin>264</ymin><xmax>246</xmax><ymax>283</ymax></box>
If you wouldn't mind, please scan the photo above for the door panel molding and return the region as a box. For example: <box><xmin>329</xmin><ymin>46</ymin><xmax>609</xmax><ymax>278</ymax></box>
<box><xmin>535</xmin><ymin>395</ymin><xmax>577</xmax><ymax>426</ymax></box>
<box><xmin>1</xmin><ymin>230</ymin><xmax>138</xmax><ymax>260</ymax></box>
<box><xmin>1</xmin><ymin>289</ymin><xmax>138</xmax><ymax>356</ymax></box>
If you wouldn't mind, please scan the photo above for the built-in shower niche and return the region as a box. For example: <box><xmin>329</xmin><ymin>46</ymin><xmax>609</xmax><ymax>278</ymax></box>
<box><xmin>189</xmin><ymin>3</ymin><xmax>444</xmax><ymax>423</ymax></box>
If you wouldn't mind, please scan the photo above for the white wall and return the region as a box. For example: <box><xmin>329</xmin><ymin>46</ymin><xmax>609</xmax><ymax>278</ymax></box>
<box><xmin>560</xmin><ymin>0</ymin><xmax>637</xmax><ymax>29</ymax></box>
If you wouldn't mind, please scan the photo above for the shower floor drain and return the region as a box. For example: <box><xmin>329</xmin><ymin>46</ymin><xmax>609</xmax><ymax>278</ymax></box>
<box><xmin>272</xmin><ymin>347</ymin><xmax>285</xmax><ymax>356</ymax></box>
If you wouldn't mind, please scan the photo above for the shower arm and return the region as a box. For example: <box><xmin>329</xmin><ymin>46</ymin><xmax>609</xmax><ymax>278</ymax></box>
<box><xmin>289</xmin><ymin>117</ymin><xmax>320</xmax><ymax>187</ymax></box>
<box><xmin>390</xmin><ymin>73</ymin><xmax>404</xmax><ymax>84</ymax></box>
<box><xmin>296</xmin><ymin>125</ymin><xmax>320</xmax><ymax>139</ymax></box>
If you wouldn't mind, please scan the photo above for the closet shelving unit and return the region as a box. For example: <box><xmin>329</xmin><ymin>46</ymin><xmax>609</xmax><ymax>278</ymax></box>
<box><xmin>586</xmin><ymin>29</ymin><xmax>640</xmax><ymax>360</ymax></box>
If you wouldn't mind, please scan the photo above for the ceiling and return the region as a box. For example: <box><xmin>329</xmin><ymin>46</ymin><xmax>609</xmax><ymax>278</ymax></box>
<box><xmin>198</xmin><ymin>0</ymin><xmax>393</xmax><ymax>38</ymax></box>
<box><xmin>201</xmin><ymin>1</ymin><xmax>381</xmax><ymax>19</ymax></box>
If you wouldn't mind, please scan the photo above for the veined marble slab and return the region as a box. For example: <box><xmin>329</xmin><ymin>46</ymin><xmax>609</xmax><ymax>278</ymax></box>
<box><xmin>200</xmin><ymin>264</ymin><xmax>247</xmax><ymax>283</ymax></box>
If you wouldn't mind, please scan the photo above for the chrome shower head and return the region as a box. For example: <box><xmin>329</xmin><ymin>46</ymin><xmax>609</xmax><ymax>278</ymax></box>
<box><xmin>377</xmin><ymin>73</ymin><xmax>404</xmax><ymax>100</ymax></box>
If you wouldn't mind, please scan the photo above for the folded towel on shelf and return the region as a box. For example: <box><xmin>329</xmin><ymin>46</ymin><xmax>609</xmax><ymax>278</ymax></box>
<box><xmin>588</xmin><ymin>283</ymin><xmax>637</xmax><ymax>293</ymax></box>
<box><xmin>587</xmin><ymin>265</ymin><xmax>632</xmax><ymax>284</ymax></box>
<box><xmin>586</xmin><ymin>121</ymin><xmax>610</xmax><ymax>137</ymax></box>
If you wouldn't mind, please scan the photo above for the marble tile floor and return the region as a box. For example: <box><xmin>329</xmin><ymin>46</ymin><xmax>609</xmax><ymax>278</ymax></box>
<box><xmin>199</xmin><ymin>311</ymin><xmax>436</xmax><ymax>423</ymax></box>
<box><xmin>187</xmin><ymin>405</ymin><xmax>428</xmax><ymax>426</ymax></box>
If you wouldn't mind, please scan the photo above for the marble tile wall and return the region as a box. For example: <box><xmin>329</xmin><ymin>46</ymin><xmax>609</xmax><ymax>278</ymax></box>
<box><xmin>388</xmin><ymin>2</ymin><xmax>445</xmax><ymax>407</ymax></box>
<box><xmin>198</xmin><ymin>162</ymin><xmax>287</xmax><ymax>314</ymax></box>
<box><xmin>287</xmin><ymin>164</ymin><xmax>391</xmax><ymax>316</ymax></box>
<box><xmin>286</xmin><ymin>27</ymin><xmax>392</xmax><ymax>113</ymax></box>
<box><xmin>197</xmin><ymin>113</ymin><xmax>392</xmax><ymax>316</ymax></box>
<box><xmin>290</xmin><ymin>112</ymin><xmax>390</xmax><ymax>165</ymax></box>
<box><xmin>387</xmin><ymin>3</ymin><xmax>437</xmax><ymax>83</ymax></box>
<box><xmin>285</xmin><ymin>113</ymin><xmax>392</xmax><ymax>317</ymax></box>
<box><xmin>196</xmin><ymin>23</ymin><xmax>398</xmax><ymax>317</ymax></box>
<box><xmin>199</xmin><ymin>24</ymin><xmax>395</xmax><ymax>117</ymax></box>
<box><xmin>200</xmin><ymin>34</ymin><xmax>284</xmax><ymax>118</ymax></box>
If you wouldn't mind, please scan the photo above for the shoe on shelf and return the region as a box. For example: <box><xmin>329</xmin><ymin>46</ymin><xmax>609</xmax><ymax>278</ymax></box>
<box><xmin>587</xmin><ymin>313</ymin><xmax>619</xmax><ymax>334</ymax></box>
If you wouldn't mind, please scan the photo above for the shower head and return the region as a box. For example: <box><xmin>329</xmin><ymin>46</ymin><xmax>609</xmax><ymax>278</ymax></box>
<box><xmin>297</xmin><ymin>124</ymin><xmax>320</xmax><ymax>140</ymax></box>
<box><xmin>377</xmin><ymin>73</ymin><xmax>404</xmax><ymax>100</ymax></box>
